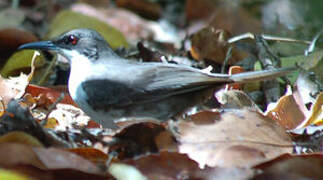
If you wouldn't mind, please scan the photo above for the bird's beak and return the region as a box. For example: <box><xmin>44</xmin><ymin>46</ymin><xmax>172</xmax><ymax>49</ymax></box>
<box><xmin>18</xmin><ymin>41</ymin><xmax>58</xmax><ymax>51</ymax></box>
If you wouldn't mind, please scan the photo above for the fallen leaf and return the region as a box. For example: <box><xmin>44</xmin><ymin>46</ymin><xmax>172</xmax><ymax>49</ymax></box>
<box><xmin>190</xmin><ymin>27</ymin><xmax>247</xmax><ymax>65</ymax></box>
<box><xmin>71</xmin><ymin>3</ymin><xmax>155</xmax><ymax>41</ymax></box>
<box><xmin>68</xmin><ymin>147</ymin><xmax>108</xmax><ymax>165</ymax></box>
<box><xmin>185</xmin><ymin>0</ymin><xmax>215</xmax><ymax>22</ymax></box>
<box><xmin>124</xmin><ymin>151</ymin><xmax>255</xmax><ymax>179</ymax></box>
<box><xmin>177</xmin><ymin>109</ymin><xmax>292</xmax><ymax>168</ymax></box>
<box><xmin>46</xmin><ymin>10</ymin><xmax>128</xmax><ymax>49</ymax></box>
<box><xmin>110</xmin><ymin>121</ymin><xmax>175</xmax><ymax>159</ymax></box>
<box><xmin>215</xmin><ymin>89</ymin><xmax>261</xmax><ymax>111</ymax></box>
<box><xmin>297</xmin><ymin>92</ymin><xmax>323</xmax><ymax>127</ymax></box>
<box><xmin>25</xmin><ymin>84</ymin><xmax>76</xmax><ymax>106</ymax></box>
<box><xmin>0</xmin><ymin>143</ymin><xmax>108</xmax><ymax>179</ymax></box>
<box><xmin>33</xmin><ymin>147</ymin><xmax>103</xmax><ymax>174</ymax></box>
<box><xmin>266</xmin><ymin>87</ymin><xmax>306</xmax><ymax>130</ymax></box>
<box><xmin>0</xmin><ymin>51</ymin><xmax>39</xmax><ymax>106</ymax></box>
<box><xmin>116</xmin><ymin>0</ymin><xmax>162</xmax><ymax>20</ymax></box>
<box><xmin>0</xmin><ymin>28</ymin><xmax>38</xmax><ymax>61</ymax></box>
<box><xmin>253</xmin><ymin>153</ymin><xmax>323</xmax><ymax>179</ymax></box>
<box><xmin>0</xmin><ymin>131</ymin><xmax>43</xmax><ymax>147</ymax></box>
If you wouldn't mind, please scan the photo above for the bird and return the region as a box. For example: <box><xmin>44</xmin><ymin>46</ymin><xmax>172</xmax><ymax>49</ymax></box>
<box><xmin>19</xmin><ymin>28</ymin><xmax>296</xmax><ymax>129</ymax></box>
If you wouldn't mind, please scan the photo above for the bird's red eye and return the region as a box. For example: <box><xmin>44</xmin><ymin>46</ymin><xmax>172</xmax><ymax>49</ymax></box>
<box><xmin>68</xmin><ymin>35</ymin><xmax>78</xmax><ymax>45</ymax></box>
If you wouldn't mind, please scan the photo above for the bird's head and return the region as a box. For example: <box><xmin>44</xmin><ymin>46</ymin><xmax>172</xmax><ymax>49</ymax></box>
<box><xmin>19</xmin><ymin>28</ymin><xmax>117</xmax><ymax>62</ymax></box>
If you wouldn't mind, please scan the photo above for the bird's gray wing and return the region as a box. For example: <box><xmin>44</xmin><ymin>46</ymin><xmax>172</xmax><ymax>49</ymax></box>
<box><xmin>81</xmin><ymin>63</ymin><xmax>231</xmax><ymax>109</ymax></box>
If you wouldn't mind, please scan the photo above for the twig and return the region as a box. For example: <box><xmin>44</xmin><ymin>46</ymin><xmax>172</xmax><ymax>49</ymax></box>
<box><xmin>304</xmin><ymin>31</ymin><xmax>323</xmax><ymax>56</ymax></box>
<box><xmin>228</xmin><ymin>33</ymin><xmax>311</xmax><ymax>45</ymax></box>
<box><xmin>255</xmin><ymin>35</ymin><xmax>282</xmax><ymax>104</ymax></box>
<box><xmin>38</xmin><ymin>54</ymin><xmax>57</xmax><ymax>85</ymax></box>
<box><xmin>221</xmin><ymin>46</ymin><xmax>232</xmax><ymax>74</ymax></box>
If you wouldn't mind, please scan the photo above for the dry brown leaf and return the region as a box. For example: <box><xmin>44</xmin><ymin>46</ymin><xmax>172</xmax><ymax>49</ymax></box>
<box><xmin>266</xmin><ymin>87</ymin><xmax>322</xmax><ymax>130</ymax></box>
<box><xmin>266</xmin><ymin>87</ymin><xmax>305</xmax><ymax>129</ymax></box>
<box><xmin>25</xmin><ymin>84</ymin><xmax>76</xmax><ymax>106</ymax></box>
<box><xmin>123</xmin><ymin>151</ymin><xmax>256</xmax><ymax>179</ymax></box>
<box><xmin>110</xmin><ymin>122</ymin><xmax>175</xmax><ymax>159</ymax></box>
<box><xmin>0</xmin><ymin>143</ymin><xmax>45</xmax><ymax>169</ymax></box>
<box><xmin>177</xmin><ymin>109</ymin><xmax>292</xmax><ymax>168</ymax></box>
<box><xmin>190</xmin><ymin>27</ymin><xmax>247</xmax><ymax>65</ymax></box>
<box><xmin>0</xmin><ymin>143</ymin><xmax>107</xmax><ymax>179</ymax></box>
<box><xmin>253</xmin><ymin>154</ymin><xmax>323</xmax><ymax>179</ymax></box>
<box><xmin>116</xmin><ymin>0</ymin><xmax>162</xmax><ymax>20</ymax></box>
<box><xmin>0</xmin><ymin>28</ymin><xmax>38</xmax><ymax>60</ymax></box>
<box><xmin>33</xmin><ymin>148</ymin><xmax>103</xmax><ymax>174</ymax></box>
<box><xmin>185</xmin><ymin>0</ymin><xmax>216</xmax><ymax>21</ymax></box>
<box><xmin>208</xmin><ymin>3</ymin><xmax>263</xmax><ymax>35</ymax></box>
<box><xmin>68</xmin><ymin>147</ymin><xmax>109</xmax><ymax>165</ymax></box>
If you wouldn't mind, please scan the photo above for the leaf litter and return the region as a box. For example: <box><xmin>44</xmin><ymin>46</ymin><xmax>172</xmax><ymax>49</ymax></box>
<box><xmin>0</xmin><ymin>0</ymin><xmax>322</xmax><ymax>179</ymax></box>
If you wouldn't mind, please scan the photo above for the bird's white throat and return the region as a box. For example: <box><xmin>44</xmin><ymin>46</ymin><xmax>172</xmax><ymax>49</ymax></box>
<box><xmin>65</xmin><ymin>50</ymin><xmax>93</xmax><ymax>100</ymax></box>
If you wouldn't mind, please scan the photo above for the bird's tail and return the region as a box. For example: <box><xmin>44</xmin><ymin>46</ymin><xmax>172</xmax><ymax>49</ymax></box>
<box><xmin>229</xmin><ymin>67</ymin><xmax>297</xmax><ymax>83</ymax></box>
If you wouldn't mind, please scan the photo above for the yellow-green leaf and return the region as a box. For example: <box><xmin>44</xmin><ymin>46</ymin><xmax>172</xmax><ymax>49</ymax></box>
<box><xmin>46</xmin><ymin>10</ymin><xmax>128</xmax><ymax>49</ymax></box>
<box><xmin>1</xmin><ymin>50</ymin><xmax>45</xmax><ymax>78</ymax></box>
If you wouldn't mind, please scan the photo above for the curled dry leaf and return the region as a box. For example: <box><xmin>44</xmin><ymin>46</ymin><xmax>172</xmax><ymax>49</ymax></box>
<box><xmin>266</xmin><ymin>86</ymin><xmax>322</xmax><ymax>130</ymax></box>
<box><xmin>190</xmin><ymin>27</ymin><xmax>247</xmax><ymax>65</ymax></box>
<box><xmin>177</xmin><ymin>109</ymin><xmax>292</xmax><ymax>168</ymax></box>
<box><xmin>296</xmin><ymin>91</ymin><xmax>323</xmax><ymax>127</ymax></box>
<box><xmin>226</xmin><ymin>66</ymin><xmax>245</xmax><ymax>90</ymax></box>
<box><xmin>0</xmin><ymin>100</ymin><xmax>4</xmax><ymax>117</ymax></box>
